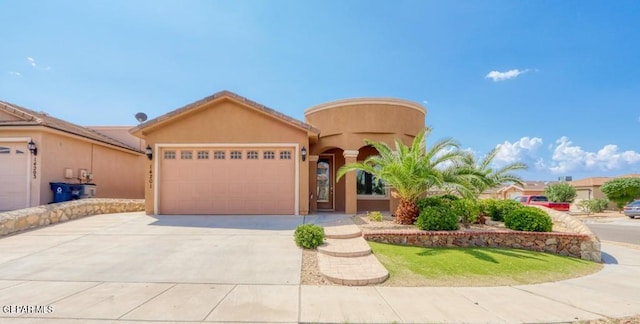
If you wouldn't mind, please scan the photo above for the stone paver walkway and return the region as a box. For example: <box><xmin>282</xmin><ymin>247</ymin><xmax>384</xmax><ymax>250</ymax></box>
<box><xmin>317</xmin><ymin>222</ymin><xmax>389</xmax><ymax>285</ymax></box>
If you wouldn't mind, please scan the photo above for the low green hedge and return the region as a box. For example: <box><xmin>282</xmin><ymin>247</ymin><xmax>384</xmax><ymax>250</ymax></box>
<box><xmin>416</xmin><ymin>206</ymin><xmax>459</xmax><ymax>231</ymax></box>
<box><xmin>504</xmin><ymin>206</ymin><xmax>553</xmax><ymax>232</ymax></box>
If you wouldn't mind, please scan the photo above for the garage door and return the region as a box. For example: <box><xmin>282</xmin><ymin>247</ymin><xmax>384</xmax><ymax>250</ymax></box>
<box><xmin>0</xmin><ymin>142</ymin><xmax>28</xmax><ymax>211</ymax></box>
<box><xmin>159</xmin><ymin>147</ymin><xmax>295</xmax><ymax>215</ymax></box>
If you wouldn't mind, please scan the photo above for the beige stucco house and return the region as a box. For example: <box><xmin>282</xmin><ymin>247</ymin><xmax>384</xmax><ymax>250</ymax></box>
<box><xmin>0</xmin><ymin>101</ymin><xmax>145</xmax><ymax>212</ymax></box>
<box><xmin>569</xmin><ymin>174</ymin><xmax>640</xmax><ymax>209</ymax></box>
<box><xmin>494</xmin><ymin>181</ymin><xmax>559</xmax><ymax>200</ymax></box>
<box><xmin>130</xmin><ymin>90</ymin><xmax>426</xmax><ymax>215</ymax></box>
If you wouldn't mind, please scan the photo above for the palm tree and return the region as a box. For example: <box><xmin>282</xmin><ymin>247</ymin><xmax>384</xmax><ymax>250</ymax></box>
<box><xmin>336</xmin><ymin>127</ymin><xmax>475</xmax><ymax>225</ymax></box>
<box><xmin>460</xmin><ymin>147</ymin><xmax>527</xmax><ymax>197</ymax></box>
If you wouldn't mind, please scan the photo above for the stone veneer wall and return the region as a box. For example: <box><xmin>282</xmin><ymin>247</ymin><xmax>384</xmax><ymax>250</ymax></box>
<box><xmin>0</xmin><ymin>199</ymin><xmax>145</xmax><ymax>236</ymax></box>
<box><xmin>364</xmin><ymin>206</ymin><xmax>601</xmax><ymax>263</ymax></box>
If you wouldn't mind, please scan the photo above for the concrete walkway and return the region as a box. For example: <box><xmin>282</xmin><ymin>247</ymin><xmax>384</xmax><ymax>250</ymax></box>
<box><xmin>0</xmin><ymin>212</ymin><xmax>639</xmax><ymax>323</ymax></box>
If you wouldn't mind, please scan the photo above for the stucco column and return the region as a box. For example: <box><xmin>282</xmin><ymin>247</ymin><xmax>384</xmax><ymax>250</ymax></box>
<box><xmin>308</xmin><ymin>155</ymin><xmax>319</xmax><ymax>214</ymax></box>
<box><xmin>343</xmin><ymin>150</ymin><xmax>359</xmax><ymax>215</ymax></box>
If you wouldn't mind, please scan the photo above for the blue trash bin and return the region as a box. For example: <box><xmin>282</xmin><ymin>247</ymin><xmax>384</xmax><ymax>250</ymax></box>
<box><xmin>50</xmin><ymin>182</ymin><xmax>72</xmax><ymax>203</ymax></box>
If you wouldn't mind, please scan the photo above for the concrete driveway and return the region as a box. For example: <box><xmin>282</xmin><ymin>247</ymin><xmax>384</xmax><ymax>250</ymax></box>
<box><xmin>0</xmin><ymin>212</ymin><xmax>303</xmax><ymax>285</ymax></box>
<box><xmin>1</xmin><ymin>212</ymin><xmax>640</xmax><ymax>323</ymax></box>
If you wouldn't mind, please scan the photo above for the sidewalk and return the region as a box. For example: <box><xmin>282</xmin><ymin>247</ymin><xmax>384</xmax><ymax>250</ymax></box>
<box><xmin>0</xmin><ymin>242</ymin><xmax>637</xmax><ymax>323</ymax></box>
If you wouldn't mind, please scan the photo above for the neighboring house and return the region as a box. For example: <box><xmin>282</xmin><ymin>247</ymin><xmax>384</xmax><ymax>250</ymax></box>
<box><xmin>0</xmin><ymin>101</ymin><xmax>145</xmax><ymax>212</ymax></box>
<box><xmin>130</xmin><ymin>90</ymin><xmax>426</xmax><ymax>215</ymax></box>
<box><xmin>569</xmin><ymin>174</ymin><xmax>640</xmax><ymax>209</ymax></box>
<box><xmin>496</xmin><ymin>181</ymin><xmax>558</xmax><ymax>200</ymax></box>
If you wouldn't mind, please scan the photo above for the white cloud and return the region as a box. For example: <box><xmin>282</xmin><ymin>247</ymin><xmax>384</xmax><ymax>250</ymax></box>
<box><xmin>26</xmin><ymin>57</ymin><xmax>51</xmax><ymax>70</ymax></box>
<box><xmin>485</xmin><ymin>69</ymin><xmax>530</xmax><ymax>82</ymax></box>
<box><xmin>422</xmin><ymin>100</ymin><xmax>429</xmax><ymax>105</ymax></box>
<box><xmin>549</xmin><ymin>136</ymin><xmax>640</xmax><ymax>174</ymax></box>
<box><xmin>494</xmin><ymin>137</ymin><xmax>543</xmax><ymax>165</ymax></box>
<box><xmin>8</xmin><ymin>71</ymin><xmax>22</xmax><ymax>76</ymax></box>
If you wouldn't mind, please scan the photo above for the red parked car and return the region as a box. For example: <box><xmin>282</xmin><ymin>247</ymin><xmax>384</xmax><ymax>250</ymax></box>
<box><xmin>514</xmin><ymin>195</ymin><xmax>571</xmax><ymax>212</ymax></box>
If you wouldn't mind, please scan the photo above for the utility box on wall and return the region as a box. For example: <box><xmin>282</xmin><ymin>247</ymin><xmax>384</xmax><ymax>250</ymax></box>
<box><xmin>80</xmin><ymin>184</ymin><xmax>97</xmax><ymax>199</ymax></box>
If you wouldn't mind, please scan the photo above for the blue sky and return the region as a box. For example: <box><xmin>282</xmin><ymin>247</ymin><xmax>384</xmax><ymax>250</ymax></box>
<box><xmin>1</xmin><ymin>0</ymin><xmax>639</xmax><ymax>181</ymax></box>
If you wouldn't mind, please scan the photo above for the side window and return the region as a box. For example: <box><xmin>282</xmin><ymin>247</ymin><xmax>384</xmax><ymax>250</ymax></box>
<box><xmin>163</xmin><ymin>151</ymin><xmax>176</xmax><ymax>159</ymax></box>
<box><xmin>213</xmin><ymin>151</ymin><xmax>225</xmax><ymax>160</ymax></box>
<box><xmin>230</xmin><ymin>151</ymin><xmax>242</xmax><ymax>160</ymax></box>
<box><xmin>520</xmin><ymin>197</ymin><xmax>527</xmax><ymax>203</ymax></box>
<box><xmin>181</xmin><ymin>151</ymin><xmax>193</xmax><ymax>160</ymax></box>
<box><xmin>263</xmin><ymin>151</ymin><xmax>275</xmax><ymax>160</ymax></box>
<box><xmin>247</xmin><ymin>151</ymin><xmax>259</xmax><ymax>160</ymax></box>
<box><xmin>279</xmin><ymin>151</ymin><xmax>291</xmax><ymax>160</ymax></box>
<box><xmin>197</xmin><ymin>151</ymin><xmax>209</xmax><ymax>160</ymax></box>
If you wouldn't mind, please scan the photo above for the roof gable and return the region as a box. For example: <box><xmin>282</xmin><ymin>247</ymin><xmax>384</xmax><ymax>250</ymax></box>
<box><xmin>130</xmin><ymin>90</ymin><xmax>320</xmax><ymax>137</ymax></box>
<box><xmin>0</xmin><ymin>101</ymin><xmax>140</xmax><ymax>152</ymax></box>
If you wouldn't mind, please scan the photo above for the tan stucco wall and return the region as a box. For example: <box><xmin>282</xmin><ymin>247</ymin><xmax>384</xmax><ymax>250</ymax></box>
<box><xmin>137</xmin><ymin>98</ymin><xmax>310</xmax><ymax>215</ymax></box>
<box><xmin>305</xmin><ymin>99</ymin><xmax>426</xmax><ymax>153</ymax></box>
<box><xmin>91</xmin><ymin>144</ymin><xmax>145</xmax><ymax>199</ymax></box>
<box><xmin>0</xmin><ymin>127</ymin><xmax>144</xmax><ymax>206</ymax></box>
<box><xmin>305</xmin><ymin>100</ymin><xmax>425</xmax><ymax>214</ymax></box>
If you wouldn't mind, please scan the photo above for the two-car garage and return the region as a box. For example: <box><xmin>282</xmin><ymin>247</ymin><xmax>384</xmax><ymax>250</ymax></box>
<box><xmin>157</xmin><ymin>146</ymin><xmax>297</xmax><ymax>215</ymax></box>
<box><xmin>131</xmin><ymin>91</ymin><xmax>317</xmax><ymax>216</ymax></box>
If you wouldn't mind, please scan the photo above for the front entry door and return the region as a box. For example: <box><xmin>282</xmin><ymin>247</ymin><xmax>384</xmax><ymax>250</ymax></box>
<box><xmin>316</xmin><ymin>155</ymin><xmax>334</xmax><ymax>210</ymax></box>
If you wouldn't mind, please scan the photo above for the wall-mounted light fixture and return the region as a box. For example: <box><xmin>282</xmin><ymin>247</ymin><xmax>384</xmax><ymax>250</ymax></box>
<box><xmin>145</xmin><ymin>145</ymin><xmax>153</xmax><ymax>160</ymax></box>
<box><xmin>301</xmin><ymin>146</ymin><xmax>307</xmax><ymax>162</ymax></box>
<box><xmin>27</xmin><ymin>140</ymin><xmax>38</xmax><ymax>156</ymax></box>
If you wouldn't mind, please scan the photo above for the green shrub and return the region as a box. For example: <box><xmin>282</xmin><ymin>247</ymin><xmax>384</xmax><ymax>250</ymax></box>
<box><xmin>440</xmin><ymin>194</ymin><xmax>460</xmax><ymax>203</ymax></box>
<box><xmin>417</xmin><ymin>195</ymin><xmax>458</xmax><ymax>212</ymax></box>
<box><xmin>367</xmin><ymin>211</ymin><xmax>383</xmax><ymax>222</ymax></box>
<box><xmin>576</xmin><ymin>198</ymin><xmax>609</xmax><ymax>214</ymax></box>
<box><xmin>545</xmin><ymin>182</ymin><xmax>577</xmax><ymax>203</ymax></box>
<box><xmin>415</xmin><ymin>206</ymin><xmax>459</xmax><ymax>231</ymax></box>
<box><xmin>478</xmin><ymin>199</ymin><xmax>499</xmax><ymax>220</ymax></box>
<box><xmin>452</xmin><ymin>199</ymin><xmax>480</xmax><ymax>227</ymax></box>
<box><xmin>504</xmin><ymin>207</ymin><xmax>553</xmax><ymax>232</ymax></box>
<box><xmin>294</xmin><ymin>224</ymin><xmax>325</xmax><ymax>249</ymax></box>
<box><xmin>493</xmin><ymin>199</ymin><xmax>524</xmax><ymax>222</ymax></box>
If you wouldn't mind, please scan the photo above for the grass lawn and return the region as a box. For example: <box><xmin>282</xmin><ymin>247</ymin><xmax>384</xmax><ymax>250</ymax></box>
<box><xmin>369</xmin><ymin>242</ymin><xmax>603</xmax><ymax>287</ymax></box>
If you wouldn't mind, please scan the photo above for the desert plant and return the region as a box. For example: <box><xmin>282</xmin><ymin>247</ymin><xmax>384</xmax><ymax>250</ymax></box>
<box><xmin>451</xmin><ymin>198</ymin><xmax>480</xmax><ymax>228</ymax></box>
<box><xmin>415</xmin><ymin>206</ymin><xmax>459</xmax><ymax>231</ymax></box>
<box><xmin>545</xmin><ymin>182</ymin><xmax>577</xmax><ymax>203</ymax></box>
<box><xmin>576</xmin><ymin>198</ymin><xmax>609</xmax><ymax>214</ymax></box>
<box><xmin>504</xmin><ymin>207</ymin><xmax>553</xmax><ymax>232</ymax></box>
<box><xmin>294</xmin><ymin>224</ymin><xmax>325</xmax><ymax>249</ymax></box>
<box><xmin>367</xmin><ymin>211</ymin><xmax>383</xmax><ymax>222</ymax></box>
<box><xmin>492</xmin><ymin>199</ymin><xmax>524</xmax><ymax>222</ymax></box>
<box><xmin>459</xmin><ymin>147</ymin><xmax>527</xmax><ymax>197</ymax></box>
<box><xmin>601</xmin><ymin>177</ymin><xmax>640</xmax><ymax>210</ymax></box>
<box><xmin>337</xmin><ymin>127</ymin><xmax>480</xmax><ymax>225</ymax></box>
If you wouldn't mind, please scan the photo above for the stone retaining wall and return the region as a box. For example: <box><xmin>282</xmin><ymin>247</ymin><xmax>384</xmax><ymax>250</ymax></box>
<box><xmin>0</xmin><ymin>199</ymin><xmax>145</xmax><ymax>236</ymax></box>
<box><xmin>364</xmin><ymin>207</ymin><xmax>601</xmax><ymax>262</ymax></box>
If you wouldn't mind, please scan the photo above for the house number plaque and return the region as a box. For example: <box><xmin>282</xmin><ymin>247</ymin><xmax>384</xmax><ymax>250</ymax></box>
<box><xmin>148</xmin><ymin>164</ymin><xmax>153</xmax><ymax>189</ymax></box>
<box><xmin>32</xmin><ymin>158</ymin><xmax>37</xmax><ymax>179</ymax></box>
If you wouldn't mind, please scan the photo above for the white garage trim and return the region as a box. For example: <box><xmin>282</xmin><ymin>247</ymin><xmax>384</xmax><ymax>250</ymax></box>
<box><xmin>154</xmin><ymin>143</ymin><xmax>300</xmax><ymax>215</ymax></box>
<box><xmin>0</xmin><ymin>137</ymin><xmax>32</xmax><ymax>209</ymax></box>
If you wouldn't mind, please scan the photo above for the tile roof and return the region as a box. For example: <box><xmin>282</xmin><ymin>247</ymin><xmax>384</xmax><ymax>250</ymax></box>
<box><xmin>0</xmin><ymin>101</ymin><xmax>141</xmax><ymax>153</ymax></box>
<box><xmin>570</xmin><ymin>174</ymin><xmax>640</xmax><ymax>187</ymax></box>
<box><xmin>130</xmin><ymin>90</ymin><xmax>320</xmax><ymax>136</ymax></box>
